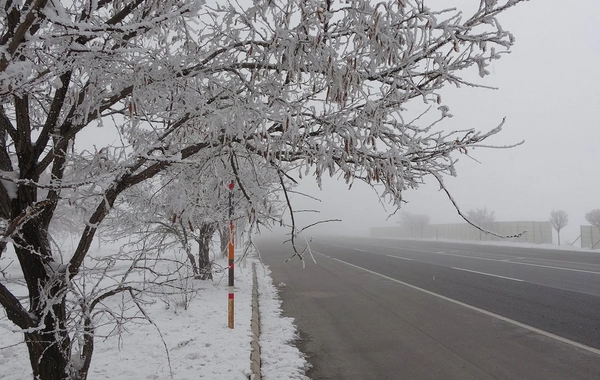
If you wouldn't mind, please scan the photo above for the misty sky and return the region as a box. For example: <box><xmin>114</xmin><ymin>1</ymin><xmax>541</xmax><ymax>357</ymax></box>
<box><xmin>290</xmin><ymin>0</ymin><xmax>600</xmax><ymax>244</ymax></box>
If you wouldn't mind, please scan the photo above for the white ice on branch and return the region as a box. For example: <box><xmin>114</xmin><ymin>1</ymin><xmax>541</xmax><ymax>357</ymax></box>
<box><xmin>0</xmin><ymin>1</ymin><xmax>526</xmax><ymax>379</ymax></box>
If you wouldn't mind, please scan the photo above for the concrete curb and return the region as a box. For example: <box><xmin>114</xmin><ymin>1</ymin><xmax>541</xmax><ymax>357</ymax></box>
<box><xmin>250</xmin><ymin>262</ymin><xmax>261</xmax><ymax>380</ymax></box>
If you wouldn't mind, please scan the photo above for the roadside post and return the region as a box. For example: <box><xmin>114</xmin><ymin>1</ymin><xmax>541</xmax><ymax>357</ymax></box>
<box><xmin>228</xmin><ymin>180</ymin><xmax>235</xmax><ymax>329</ymax></box>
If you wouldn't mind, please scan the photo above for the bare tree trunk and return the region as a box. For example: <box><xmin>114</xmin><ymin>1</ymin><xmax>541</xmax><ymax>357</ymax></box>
<box><xmin>12</xmin><ymin>225</ymin><xmax>86</xmax><ymax>380</ymax></box>
<box><xmin>178</xmin><ymin>219</ymin><xmax>199</xmax><ymax>276</ymax></box>
<box><xmin>8</xmin><ymin>181</ymin><xmax>75</xmax><ymax>379</ymax></box>
<box><xmin>24</xmin><ymin>317</ymin><xmax>72</xmax><ymax>380</ymax></box>
<box><xmin>4</xmin><ymin>139</ymin><xmax>123</xmax><ymax>380</ymax></box>
<box><xmin>196</xmin><ymin>223</ymin><xmax>216</xmax><ymax>280</ymax></box>
<box><xmin>218</xmin><ymin>223</ymin><xmax>229</xmax><ymax>259</ymax></box>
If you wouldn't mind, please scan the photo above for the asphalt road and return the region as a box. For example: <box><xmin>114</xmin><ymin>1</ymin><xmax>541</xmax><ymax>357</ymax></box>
<box><xmin>257</xmin><ymin>236</ymin><xmax>600</xmax><ymax>380</ymax></box>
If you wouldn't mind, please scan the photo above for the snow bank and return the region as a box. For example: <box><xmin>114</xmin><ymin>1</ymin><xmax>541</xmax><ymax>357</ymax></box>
<box><xmin>0</xmin><ymin>254</ymin><xmax>309</xmax><ymax>379</ymax></box>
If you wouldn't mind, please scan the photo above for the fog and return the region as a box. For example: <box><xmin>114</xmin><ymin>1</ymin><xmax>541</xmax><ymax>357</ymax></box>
<box><xmin>285</xmin><ymin>0</ymin><xmax>600</xmax><ymax>245</ymax></box>
<box><xmin>72</xmin><ymin>1</ymin><xmax>599</xmax><ymax>245</ymax></box>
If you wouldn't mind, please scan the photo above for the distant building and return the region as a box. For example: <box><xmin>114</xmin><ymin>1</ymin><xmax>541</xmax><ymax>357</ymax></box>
<box><xmin>370</xmin><ymin>221</ymin><xmax>552</xmax><ymax>244</ymax></box>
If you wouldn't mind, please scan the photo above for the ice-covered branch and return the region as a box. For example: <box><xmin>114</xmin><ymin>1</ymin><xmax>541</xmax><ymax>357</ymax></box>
<box><xmin>430</xmin><ymin>170</ymin><xmax>525</xmax><ymax>239</ymax></box>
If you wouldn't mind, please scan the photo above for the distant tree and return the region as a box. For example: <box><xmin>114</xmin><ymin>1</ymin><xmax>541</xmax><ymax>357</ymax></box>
<box><xmin>104</xmin><ymin>152</ymin><xmax>280</xmax><ymax>279</ymax></box>
<box><xmin>549</xmin><ymin>210</ymin><xmax>568</xmax><ymax>245</ymax></box>
<box><xmin>467</xmin><ymin>207</ymin><xmax>496</xmax><ymax>227</ymax></box>
<box><xmin>586</xmin><ymin>209</ymin><xmax>600</xmax><ymax>249</ymax></box>
<box><xmin>585</xmin><ymin>209</ymin><xmax>600</xmax><ymax>230</ymax></box>
<box><xmin>400</xmin><ymin>212</ymin><xmax>431</xmax><ymax>238</ymax></box>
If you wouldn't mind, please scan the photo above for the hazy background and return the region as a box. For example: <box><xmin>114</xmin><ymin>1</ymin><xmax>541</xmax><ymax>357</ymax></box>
<box><xmin>288</xmin><ymin>0</ymin><xmax>600</xmax><ymax>244</ymax></box>
<box><xmin>75</xmin><ymin>1</ymin><xmax>598</xmax><ymax>245</ymax></box>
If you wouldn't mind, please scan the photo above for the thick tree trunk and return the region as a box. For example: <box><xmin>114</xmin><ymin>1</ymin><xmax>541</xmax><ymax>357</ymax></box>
<box><xmin>25</xmin><ymin>321</ymin><xmax>71</xmax><ymax>380</ymax></box>
<box><xmin>20</xmin><ymin>288</ymin><xmax>94</xmax><ymax>380</ymax></box>
<box><xmin>14</xmin><ymin>239</ymin><xmax>82</xmax><ymax>380</ymax></box>
<box><xmin>197</xmin><ymin>223</ymin><xmax>216</xmax><ymax>280</ymax></box>
<box><xmin>10</xmin><ymin>199</ymin><xmax>93</xmax><ymax>380</ymax></box>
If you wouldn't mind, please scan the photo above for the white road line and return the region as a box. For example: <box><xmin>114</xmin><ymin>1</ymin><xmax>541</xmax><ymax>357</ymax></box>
<box><xmin>321</xmin><ymin>245</ymin><xmax>372</xmax><ymax>254</ymax></box>
<box><xmin>324</xmin><ymin>254</ymin><xmax>600</xmax><ymax>357</ymax></box>
<box><xmin>387</xmin><ymin>255</ymin><xmax>413</xmax><ymax>261</ymax></box>
<box><xmin>431</xmin><ymin>251</ymin><xmax>600</xmax><ymax>275</ymax></box>
<box><xmin>433</xmin><ymin>251</ymin><xmax>521</xmax><ymax>262</ymax></box>
<box><xmin>451</xmin><ymin>267</ymin><xmax>524</xmax><ymax>282</ymax></box>
<box><xmin>321</xmin><ymin>242</ymin><xmax>600</xmax><ymax>275</ymax></box>
<box><xmin>510</xmin><ymin>261</ymin><xmax>600</xmax><ymax>275</ymax></box>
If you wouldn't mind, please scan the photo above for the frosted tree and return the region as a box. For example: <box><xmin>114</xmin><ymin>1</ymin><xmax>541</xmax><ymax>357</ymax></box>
<box><xmin>400</xmin><ymin>212</ymin><xmax>431</xmax><ymax>238</ymax></box>
<box><xmin>585</xmin><ymin>209</ymin><xmax>600</xmax><ymax>249</ymax></box>
<box><xmin>549</xmin><ymin>210</ymin><xmax>568</xmax><ymax>245</ymax></box>
<box><xmin>466</xmin><ymin>207</ymin><xmax>496</xmax><ymax>239</ymax></box>
<box><xmin>103</xmin><ymin>149</ymin><xmax>282</xmax><ymax>279</ymax></box>
<box><xmin>467</xmin><ymin>207</ymin><xmax>496</xmax><ymax>226</ymax></box>
<box><xmin>585</xmin><ymin>209</ymin><xmax>600</xmax><ymax>230</ymax></box>
<box><xmin>0</xmin><ymin>0</ymin><xmax>526</xmax><ymax>379</ymax></box>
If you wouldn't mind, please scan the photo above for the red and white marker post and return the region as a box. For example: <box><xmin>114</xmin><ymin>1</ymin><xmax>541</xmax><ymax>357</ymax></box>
<box><xmin>227</xmin><ymin>180</ymin><xmax>235</xmax><ymax>329</ymax></box>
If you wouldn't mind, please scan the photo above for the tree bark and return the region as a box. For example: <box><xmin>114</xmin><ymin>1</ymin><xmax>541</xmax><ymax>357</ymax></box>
<box><xmin>197</xmin><ymin>223</ymin><xmax>216</xmax><ymax>280</ymax></box>
<box><xmin>178</xmin><ymin>219</ymin><xmax>199</xmax><ymax>276</ymax></box>
<box><xmin>218</xmin><ymin>223</ymin><xmax>229</xmax><ymax>259</ymax></box>
<box><xmin>24</xmin><ymin>317</ymin><xmax>72</xmax><ymax>380</ymax></box>
<box><xmin>13</xmin><ymin>218</ymin><xmax>76</xmax><ymax>380</ymax></box>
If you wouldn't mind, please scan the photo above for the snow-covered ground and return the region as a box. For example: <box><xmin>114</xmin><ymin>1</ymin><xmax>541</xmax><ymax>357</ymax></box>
<box><xmin>3</xmin><ymin>235</ymin><xmax>596</xmax><ymax>379</ymax></box>
<box><xmin>0</xmin><ymin>245</ymin><xmax>309</xmax><ymax>380</ymax></box>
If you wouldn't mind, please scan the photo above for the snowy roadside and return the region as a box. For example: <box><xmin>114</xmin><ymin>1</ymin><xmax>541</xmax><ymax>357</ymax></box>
<box><xmin>0</xmin><ymin>249</ymin><xmax>309</xmax><ymax>380</ymax></box>
<box><xmin>256</xmin><ymin>263</ymin><xmax>311</xmax><ymax>380</ymax></box>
